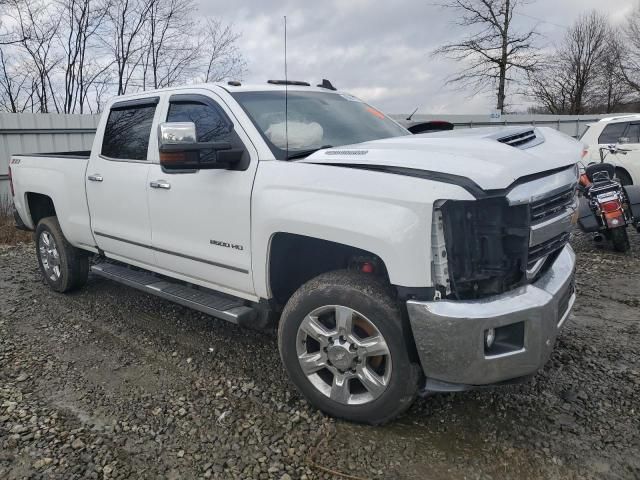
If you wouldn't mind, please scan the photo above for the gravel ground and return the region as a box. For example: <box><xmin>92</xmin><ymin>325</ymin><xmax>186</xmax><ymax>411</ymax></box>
<box><xmin>1</xmin><ymin>229</ymin><xmax>639</xmax><ymax>480</ymax></box>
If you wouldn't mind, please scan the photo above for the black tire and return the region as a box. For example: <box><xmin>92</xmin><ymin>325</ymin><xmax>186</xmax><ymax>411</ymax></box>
<box><xmin>615</xmin><ymin>168</ymin><xmax>633</xmax><ymax>186</ymax></box>
<box><xmin>35</xmin><ymin>216</ymin><xmax>89</xmax><ymax>292</ymax></box>
<box><xmin>278</xmin><ymin>270</ymin><xmax>421</xmax><ymax>425</ymax></box>
<box><xmin>610</xmin><ymin>227</ymin><xmax>631</xmax><ymax>253</ymax></box>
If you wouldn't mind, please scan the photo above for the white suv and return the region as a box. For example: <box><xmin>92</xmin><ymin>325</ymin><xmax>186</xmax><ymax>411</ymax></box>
<box><xmin>581</xmin><ymin>114</ymin><xmax>640</xmax><ymax>185</ymax></box>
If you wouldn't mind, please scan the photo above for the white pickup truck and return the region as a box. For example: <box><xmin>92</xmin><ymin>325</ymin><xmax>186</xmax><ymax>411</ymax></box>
<box><xmin>10</xmin><ymin>81</ymin><xmax>580</xmax><ymax>424</ymax></box>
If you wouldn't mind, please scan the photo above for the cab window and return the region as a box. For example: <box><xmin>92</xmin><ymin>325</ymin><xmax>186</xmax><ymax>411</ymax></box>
<box><xmin>166</xmin><ymin>97</ymin><xmax>247</xmax><ymax>167</ymax></box>
<box><xmin>102</xmin><ymin>103</ymin><xmax>157</xmax><ymax>160</ymax></box>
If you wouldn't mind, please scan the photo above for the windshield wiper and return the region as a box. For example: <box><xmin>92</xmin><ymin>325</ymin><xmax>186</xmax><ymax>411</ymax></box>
<box><xmin>286</xmin><ymin>145</ymin><xmax>333</xmax><ymax>160</ymax></box>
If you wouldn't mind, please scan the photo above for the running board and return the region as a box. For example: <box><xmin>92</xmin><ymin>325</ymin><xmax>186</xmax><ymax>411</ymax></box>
<box><xmin>91</xmin><ymin>263</ymin><xmax>256</xmax><ymax>325</ymax></box>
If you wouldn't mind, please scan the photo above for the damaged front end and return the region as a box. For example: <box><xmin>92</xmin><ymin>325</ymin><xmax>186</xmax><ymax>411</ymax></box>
<box><xmin>433</xmin><ymin>170</ymin><xmax>578</xmax><ymax>300</ymax></box>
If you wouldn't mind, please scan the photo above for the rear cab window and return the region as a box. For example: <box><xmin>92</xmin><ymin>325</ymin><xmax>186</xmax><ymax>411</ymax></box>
<box><xmin>598</xmin><ymin>122</ymin><xmax>628</xmax><ymax>144</ymax></box>
<box><xmin>101</xmin><ymin>98</ymin><xmax>159</xmax><ymax>160</ymax></box>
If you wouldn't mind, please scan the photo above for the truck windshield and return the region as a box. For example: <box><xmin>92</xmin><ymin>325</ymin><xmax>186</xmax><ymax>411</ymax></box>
<box><xmin>231</xmin><ymin>91</ymin><xmax>410</xmax><ymax>159</ymax></box>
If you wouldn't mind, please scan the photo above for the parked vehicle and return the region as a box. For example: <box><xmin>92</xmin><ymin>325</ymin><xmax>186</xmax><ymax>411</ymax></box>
<box><xmin>12</xmin><ymin>81</ymin><xmax>582</xmax><ymax>424</ymax></box>
<box><xmin>577</xmin><ymin>145</ymin><xmax>640</xmax><ymax>252</ymax></box>
<box><xmin>580</xmin><ymin>114</ymin><xmax>640</xmax><ymax>185</ymax></box>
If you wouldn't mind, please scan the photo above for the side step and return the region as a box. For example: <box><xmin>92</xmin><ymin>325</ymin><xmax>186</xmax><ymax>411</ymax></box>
<box><xmin>91</xmin><ymin>263</ymin><xmax>256</xmax><ymax>325</ymax></box>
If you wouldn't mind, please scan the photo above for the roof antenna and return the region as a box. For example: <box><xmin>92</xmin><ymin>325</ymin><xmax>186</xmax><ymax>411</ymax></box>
<box><xmin>406</xmin><ymin>106</ymin><xmax>419</xmax><ymax>122</ymax></box>
<box><xmin>284</xmin><ymin>15</ymin><xmax>289</xmax><ymax>160</ymax></box>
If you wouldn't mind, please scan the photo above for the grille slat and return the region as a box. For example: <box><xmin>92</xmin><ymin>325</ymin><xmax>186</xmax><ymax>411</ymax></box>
<box><xmin>528</xmin><ymin>232</ymin><xmax>571</xmax><ymax>267</ymax></box>
<box><xmin>530</xmin><ymin>186</ymin><xmax>575</xmax><ymax>223</ymax></box>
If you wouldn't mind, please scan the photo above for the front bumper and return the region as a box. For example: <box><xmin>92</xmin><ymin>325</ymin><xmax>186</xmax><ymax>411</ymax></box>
<box><xmin>406</xmin><ymin>244</ymin><xmax>576</xmax><ymax>387</ymax></box>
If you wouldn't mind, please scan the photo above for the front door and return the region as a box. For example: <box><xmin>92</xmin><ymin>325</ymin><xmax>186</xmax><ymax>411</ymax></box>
<box><xmin>86</xmin><ymin>98</ymin><xmax>159</xmax><ymax>266</ymax></box>
<box><xmin>147</xmin><ymin>92</ymin><xmax>258</xmax><ymax>297</ymax></box>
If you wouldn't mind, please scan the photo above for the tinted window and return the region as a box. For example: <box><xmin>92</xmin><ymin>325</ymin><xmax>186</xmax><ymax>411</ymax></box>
<box><xmin>101</xmin><ymin>105</ymin><xmax>156</xmax><ymax>160</ymax></box>
<box><xmin>167</xmin><ymin>100</ymin><xmax>244</xmax><ymax>164</ymax></box>
<box><xmin>167</xmin><ymin>101</ymin><xmax>233</xmax><ymax>142</ymax></box>
<box><xmin>598</xmin><ymin>122</ymin><xmax>628</xmax><ymax>144</ymax></box>
<box><xmin>624</xmin><ymin>123</ymin><xmax>640</xmax><ymax>143</ymax></box>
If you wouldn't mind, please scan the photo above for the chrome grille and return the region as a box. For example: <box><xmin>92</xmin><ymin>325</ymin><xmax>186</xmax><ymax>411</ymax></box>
<box><xmin>530</xmin><ymin>186</ymin><xmax>576</xmax><ymax>223</ymax></box>
<box><xmin>528</xmin><ymin>232</ymin><xmax>571</xmax><ymax>268</ymax></box>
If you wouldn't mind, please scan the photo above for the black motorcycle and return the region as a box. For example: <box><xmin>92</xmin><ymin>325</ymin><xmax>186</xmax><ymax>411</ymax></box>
<box><xmin>577</xmin><ymin>145</ymin><xmax>640</xmax><ymax>252</ymax></box>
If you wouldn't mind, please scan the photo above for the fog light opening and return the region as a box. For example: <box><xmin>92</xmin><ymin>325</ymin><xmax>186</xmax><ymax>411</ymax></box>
<box><xmin>484</xmin><ymin>328</ymin><xmax>496</xmax><ymax>349</ymax></box>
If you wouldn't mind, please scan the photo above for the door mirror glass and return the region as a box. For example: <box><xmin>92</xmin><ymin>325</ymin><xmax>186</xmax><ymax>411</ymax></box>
<box><xmin>159</xmin><ymin>122</ymin><xmax>197</xmax><ymax>145</ymax></box>
<box><xmin>157</xmin><ymin>122</ymin><xmax>243</xmax><ymax>171</ymax></box>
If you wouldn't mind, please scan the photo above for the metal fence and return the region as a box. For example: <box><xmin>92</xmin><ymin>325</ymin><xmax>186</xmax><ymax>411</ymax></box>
<box><xmin>391</xmin><ymin>113</ymin><xmax>628</xmax><ymax>139</ymax></box>
<box><xmin>0</xmin><ymin>111</ymin><xmax>635</xmax><ymax>200</ymax></box>
<box><xmin>0</xmin><ymin>112</ymin><xmax>99</xmax><ymax>199</ymax></box>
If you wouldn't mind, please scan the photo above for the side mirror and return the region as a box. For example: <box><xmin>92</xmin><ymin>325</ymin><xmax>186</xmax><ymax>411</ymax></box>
<box><xmin>158</xmin><ymin>122</ymin><xmax>244</xmax><ymax>171</ymax></box>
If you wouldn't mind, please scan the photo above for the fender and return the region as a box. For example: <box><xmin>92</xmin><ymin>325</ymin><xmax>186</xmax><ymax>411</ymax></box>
<box><xmin>624</xmin><ymin>185</ymin><xmax>640</xmax><ymax>220</ymax></box>
<box><xmin>12</xmin><ymin>155</ymin><xmax>94</xmax><ymax>248</ymax></box>
<box><xmin>250</xmin><ymin>160</ymin><xmax>474</xmax><ymax>299</ymax></box>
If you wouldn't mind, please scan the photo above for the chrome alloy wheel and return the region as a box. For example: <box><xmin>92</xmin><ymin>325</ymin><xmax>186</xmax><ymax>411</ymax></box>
<box><xmin>38</xmin><ymin>231</ymin><xmax>61</xmax><ymax>281</ymax></box>
<box><xmin>296</xmin><ymin>305</ymin><xmax>392</xmax><ymax>405</ymax></box>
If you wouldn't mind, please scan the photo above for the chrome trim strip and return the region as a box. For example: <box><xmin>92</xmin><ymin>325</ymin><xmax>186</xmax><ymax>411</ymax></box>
<box><xmin>525</xmin><ymin>256</ymin><xmax>547</xmax><ymax>280</ymax></box>
<box><xmin>529</xmin><ymin>208</ymin><xmax>575</xmax><ymax>247</ymax></box>
<box><xmin>93</xmin><ymin>231</ymin><xmax>249</xmax><ymax>274</ymax></box>
<box><xmin>507</xmin><ymin>166</ymin><xmax>577</xmax><ymax>206</ymax></box>
<box><xmin>557</xmin><ymin>292</ymin><xmax>576</xmax><ymax>329</ymax></box>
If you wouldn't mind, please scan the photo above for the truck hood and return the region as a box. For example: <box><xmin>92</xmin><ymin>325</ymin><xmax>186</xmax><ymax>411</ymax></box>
<box><xmin>301</xmin><ymin>127</ymin><xmax>581</xmax><ymax>191</ymax></box>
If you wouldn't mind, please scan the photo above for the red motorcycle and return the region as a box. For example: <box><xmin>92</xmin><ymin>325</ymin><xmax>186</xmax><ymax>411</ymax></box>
<box><xmin>577</xmin><ymin>146</ymin><xmax>640</xmax><ymax>252</ymax></box>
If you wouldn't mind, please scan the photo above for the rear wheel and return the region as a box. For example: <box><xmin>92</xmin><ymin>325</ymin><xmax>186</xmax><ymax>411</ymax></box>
<box><xmin>278</xmin><ymin>270</ymin><xmax>420</xmax><ymax>425</ymax></box>
<box><xmin>35</xmin><ymin>216</ymin><xmax>89</xmax><ymax>292</ymax></box>
<box><xmin>610</xmin><ymin>226</ymin><xmax>631</xmax><ymax>253</ymax></box>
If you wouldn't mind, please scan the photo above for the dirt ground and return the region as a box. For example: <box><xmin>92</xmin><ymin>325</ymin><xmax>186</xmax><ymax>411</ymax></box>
<box><xmin>1</xmin><ymin>229</ymin><xmax>639</xmax><ymax>480</ymax></box>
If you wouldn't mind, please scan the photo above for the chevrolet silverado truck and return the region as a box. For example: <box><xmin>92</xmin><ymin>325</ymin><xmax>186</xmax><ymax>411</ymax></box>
<box><xmin>10</xmin><ymin>81</ymin><xmax>580</xmax><ymax>424</ymax></box>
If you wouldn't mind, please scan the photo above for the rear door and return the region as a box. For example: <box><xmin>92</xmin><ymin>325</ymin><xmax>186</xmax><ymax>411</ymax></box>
<box><xmin>86</xmin><ymin>97</ymin><xmax>159</xmax><ymax>266</ymax></box>
<box><xmin>147</xmin><ymin>90</ymin><xmax>258</xmax><ymax>297</ymax></box>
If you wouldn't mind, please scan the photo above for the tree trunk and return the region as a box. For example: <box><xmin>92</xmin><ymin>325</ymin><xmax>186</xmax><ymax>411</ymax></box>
<box><xmin>496</xmin><ymin>0</ymin><xmax>510</xmax><ymax>113</ymax></box>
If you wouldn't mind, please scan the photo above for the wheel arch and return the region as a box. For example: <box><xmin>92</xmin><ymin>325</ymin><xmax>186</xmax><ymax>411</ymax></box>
<box><xmin>25</xmin><ymin>192</ymin><xmax>57</xmax><ymax>227</ymax></box>
<box><xmin>615</xmin><ymin>166</ymin><xmax>634</xmax><ymax>185</ymax></box>
<box><xmin>267</xmin><ymin>232</ymin><xmax>391</xmax><ymax>307</ymax></box>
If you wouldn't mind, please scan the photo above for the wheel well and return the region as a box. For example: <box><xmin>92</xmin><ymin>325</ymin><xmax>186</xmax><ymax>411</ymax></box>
<box><xmin>268</xmin><ymin>233</ymin><xmax>389</xmax><ymax>307</ymax></box>
<box><xmin>26</xmin><ymin>193</ymin><xmax>56</xmax><ymax>226</ymax></box>
<box><xmin>615</xmin><ymin>167</ymin><xmax>633</xmax><ymax>185</ymax></box>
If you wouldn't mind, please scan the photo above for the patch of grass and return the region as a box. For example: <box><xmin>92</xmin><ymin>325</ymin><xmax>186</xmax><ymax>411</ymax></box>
<box><xmin>0</xmin><ymin>194</ymin><xmax>33</xmax><ymax>245</ymax></box>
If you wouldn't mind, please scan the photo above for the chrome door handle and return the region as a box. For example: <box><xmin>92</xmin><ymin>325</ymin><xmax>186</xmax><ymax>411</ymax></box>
<box><xmin>150</xmin><ymin>180</ymin><xmax>171</xmax><ymax>190</ymax></box>
<box><xmin>87</xmin><ymin>174</ymin><xmax>103</xmax><ymax>182</ymax></box>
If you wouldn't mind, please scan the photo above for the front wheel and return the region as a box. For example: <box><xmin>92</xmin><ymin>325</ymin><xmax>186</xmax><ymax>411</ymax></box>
<box><xmin>610</xmin><ymin>226</ymin><xmax>631</xmax><ymax>253</ymax></box>
<box><xmin>278</xmin><ymin>270</ymin><xmax>420</xmax><ymax>425</ymax></box>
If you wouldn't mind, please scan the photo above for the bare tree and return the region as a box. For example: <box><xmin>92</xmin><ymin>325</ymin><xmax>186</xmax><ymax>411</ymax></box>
<box><xmin>104</xmin><ymin>0</ymin><xmax>154</xmax><ymax>95</ymax></box>
<box><xmin>7</xmin><ymin>0</ymin><xmax>63</xmax><ymax>112</ymax></box>
<box><xmin>529</xmin><ymin>11</ymin><xmax>610</xmax><ymax>114</ymax></box>
<box><xmin>593</xmin><ymin>34</ymin><xmax>631</xmax><ymax>113</ymax></box>
<box><xmin>433</xmin><ymin>0</ymin><xmax>539</xmax><ymax>113</ymax></box>
<box><xmin>140</xmin><ymin>0</ymin><xmax>200</xmax><ymax>89</ymax></box>
<box><xmin>617</xmin><ymin>5</ymin><xmax>640</xmax><ymax>96</ymax></box>
<box><xmin>0</xmin><ymin>49</ymin><xmax>30</xmax><ymax>112</ymax></box>
<box><xmin>200</xmin><ymin>19</ymin><xmax>246</xmax><ymax>83</ymax></box>
<box><xmin>58</xmin><ymin>0</ymin><xmax>111</xmax><ymax>113</ymax></box>
<box><xmin>0</xmin><ymin>0</ymin><xmax>247</xmax><ymax>113</ymax></box>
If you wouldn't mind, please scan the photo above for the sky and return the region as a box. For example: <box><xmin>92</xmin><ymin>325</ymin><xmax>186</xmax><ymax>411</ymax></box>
<box><xmin>199</xmin><ymin>0</ymin><xmax>636</xmax><ymax>115</ymax></box>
